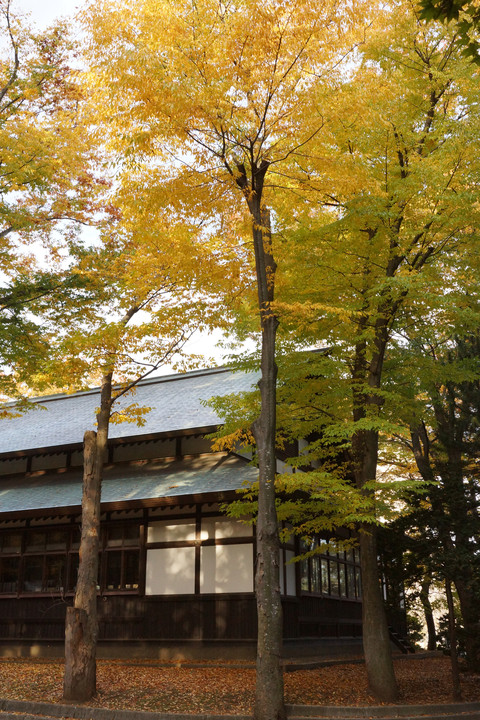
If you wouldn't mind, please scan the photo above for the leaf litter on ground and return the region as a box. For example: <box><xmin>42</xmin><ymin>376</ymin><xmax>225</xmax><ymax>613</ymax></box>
<box><xmin>0</xmin><ymin>656</ymin><xmax>478</xmax><ymax>715</ymax></box>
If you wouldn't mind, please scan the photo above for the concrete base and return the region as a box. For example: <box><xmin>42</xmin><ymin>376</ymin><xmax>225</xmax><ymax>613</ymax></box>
<box><xmin>283</xmin><ymin>637</ymin><xmax>364</xmax><ymax>660</ymax></box>
<box><xmin>0</xmin><ymin>637</ymin><xmax>365</xmax><ymax>662</ymax></box>
<box><xmin>0</xmin><ymin>639</ymin><xmax>257</xmax><ymax>661</ymax></box>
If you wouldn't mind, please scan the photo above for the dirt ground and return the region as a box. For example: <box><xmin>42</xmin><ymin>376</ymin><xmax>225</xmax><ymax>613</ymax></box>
<box><xmin>0</xmin><ymin>655</ymin><xmax>478</xmax><ymax>715</ymax></box>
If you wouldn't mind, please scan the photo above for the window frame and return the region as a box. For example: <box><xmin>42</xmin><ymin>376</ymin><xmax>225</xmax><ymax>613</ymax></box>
<box><xmin>299</xmin><ymin>538</ymin><xmax>362</xmax><ymax>600</ymax></box>
<box><xmin>0</xmin><ymin>520</ymin><xmax>143</xmax><ymax>597</ymax></box>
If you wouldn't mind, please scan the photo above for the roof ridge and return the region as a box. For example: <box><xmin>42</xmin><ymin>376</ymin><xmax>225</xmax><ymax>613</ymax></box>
<box><xmin>9</xmin><ymin>365</ymin><xmax>235</xmax><ymax>407</ymax></box>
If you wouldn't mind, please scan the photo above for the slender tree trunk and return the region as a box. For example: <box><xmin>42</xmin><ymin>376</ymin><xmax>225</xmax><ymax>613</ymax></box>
<box><xmin>351</xmin><ymin>314</ymin><xmax>398</xmax><ymax>702</ymax></box>
<box><xmin>454</xmin><ymin>577</ymin><xmax>480</xmax><ymax>672</ymax></box>
<box><xmin>253</xmin><ymin>310</ymin><xmax>284</xmax><ymax>720</ymax></box>
<box><xmin>251</xmin><ymin>206</ymin><xmax>285</xmax><ymax>720</ymax></box>
<box><xmin>64</xmin><ymin>430</ymin><xmax>99</xmax><ymax>701</ymax></box>
<box><xmin>445</xmin><ymin>579</ymin><xmax>462</xmax><ymax>701</ymax></box>
<box><xmin>222</xmin><ymin>153</ymin><xmax>286</xmax><ymax>720</ymax></box>
<box><xmin>419</xmin><ymin>579</ymin><xmax>436</xmax><ymax>651</ymax></box>
<box><xmin>411</xmin><ymin>422</ymin><xmax>480</xmax><ymax>670</ymax></box>
<box><xmin>359</xmin><ymin>526</ymin><xmax>398</xmax><ymax>700</ymax></box>
<box><xmin>433</xmin><ymin>393</ymin><xmax>480</xmax><ymax>672</ymax></box>
<box><xmin>353</xmin><ymin>427</ymin><xmax>398</xmax><ymax>702</ymax></box>
<box><xmin>63</xmin><ymin>373</ymin><xmax>112</xmax><ymax>702</ymax></box>
<box><xmin>232</xmin><ymin>158</ymin><xmax>285</xmax><ymax>720</ymax></box>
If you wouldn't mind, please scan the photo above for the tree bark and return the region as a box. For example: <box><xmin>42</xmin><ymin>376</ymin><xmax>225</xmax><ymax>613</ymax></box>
<box><xmin>419</xmin><ymin>579</ymin><xmax>437</xmax><ymax>651</ymax></box>
<box><xmin>445</xmin><ymin>579</ymin><xmax>462</xmax><ymax>701</ymax></box>
<box><xmin>63</xmin><ymin>429</ymin><xmax>100</xmax><ymax>701</ymax></box>
<box><xmin>353</xmin><ymin>425</ymin><xmax>398</xmax><ymax>701</ymax></box>
<box><xmin>351</xmin><ymin>321</ymin><xmax>398</xmax><ymax>701</ymax></box>
<box><xmin>253</xmin><ymin>308</ymin><xmax>284</xmax><ymax>720</ymax></box>
<box><xmin>232</xmin><ymin>158</ymin><xmax>285</xmax><ymax>720</ymax></box>
<box><xmin>454</xmin><ymin>576</ymin><xmax>480</xmax><ymax>672</ymax></box>
<box><xmin>63</xmin><ymin>373</ymin><xmax>112</xmax><ymax>702</ymax></box>
<box><xmin>411</xmin><ymin>411</ymin><xmax>480</xmax><ymax>672</ymax></box>
<box><xmin>251</xmin><ymin>208</ymin><xmax>285</xmax><ymax>720</ymax></box>
<box><xmin>247</xmin><ymin>185</ymin><xmax>283</xmax><ymax>718</ymax></box>
<box><xmin>359</xmin><ymin>527</ymin><xmax>397</xmax><ymax>700</ymax></box>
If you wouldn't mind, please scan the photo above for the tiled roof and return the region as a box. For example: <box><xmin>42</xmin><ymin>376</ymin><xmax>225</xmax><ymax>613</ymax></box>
<box><xmin>0</xmin><ymin>367</ymin><xmax>258</xmax><ymax>455</ymax></box>
<box><xmin>0</xmin><ymin>452</ymin><xmax>258</xmax><ymax>514</ymax></box>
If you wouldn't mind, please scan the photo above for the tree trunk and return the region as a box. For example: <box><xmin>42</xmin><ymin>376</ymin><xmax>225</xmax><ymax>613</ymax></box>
<box><xmin>253</xmin><ymin>307</ymin><xmax>284</xmax><ymax>720</ymax></box>
<box><xmin>445</xmin><ymin>579</ymin><xmax>462</xmax><ymax>701</ymax></box>
<box><xmin>249</xmin><ymin>195</ymin><xmax>285</xmax><ymax>720</ymax></box>
<box><xmin>352</xmin><ymin>345</ymin><xmax>398</xmax><ymax>702</ymax></box>
<box><xmin>359</xmin><ymin>523</ymin><xmax>398</xmax><ymax>701</ymax></box>
<box><xmin>419</xmin><ymin>579</ymin><xmax>436</xmax><ymax>651</ymax></box>
<box><xmin>63</xmin><ymin>374</ymin><xmax>112</xmax><ymax>702</ymax></box>
<box><xmin>231</xmin><ymin>157</ymin><xmax>284</xmax><ymax>720</ymax></box>
<box><xmin>217</xmin><ymin>153</ymin><xmax>284</xmax><ymax>719</ymax></box>
<box><xmin>412</xmin><ymin>418</ymin><xmax>480</xmax><ymax>671</ymax></box>
<box><xmin>63</xmin><ymin>430</ymin><xmax>100</xmax><ymax>701</ymax></box>
<box><xmin>64</xmin><ymin>607</ymin><xmax>96</xmax><ymax>700</ymax></box>
<box><xmin>454</xmin><ymin>576</ymin><xmax>480</xmax><ymax>672</ymax></box>
<box><xmin>433</xmin><ymin>391</ymin><xmax>480</xmax><ymax>672</ymax></box>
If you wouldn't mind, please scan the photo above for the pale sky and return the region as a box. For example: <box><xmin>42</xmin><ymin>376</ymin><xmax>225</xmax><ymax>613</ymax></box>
<box><xmin>16</xmin><ymin>0</ymin><xmax>83</xmax><ymax>29</ymax></box>
<box><xmin>12</xmin><ymin>0</ymin><xmax>252</xmax><ymax>371</ymax></box>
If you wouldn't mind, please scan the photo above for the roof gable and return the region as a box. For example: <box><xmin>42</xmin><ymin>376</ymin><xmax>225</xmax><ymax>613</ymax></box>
<box><xmin>0</xmin><ymin>367</ymin><xmax>257</xmax><ymax>455</ymax></box>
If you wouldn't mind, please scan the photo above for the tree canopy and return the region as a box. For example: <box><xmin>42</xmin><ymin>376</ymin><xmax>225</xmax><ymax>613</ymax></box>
<box><xmin>1</xmin><ymin>0</ymin><xmax>480</xmax><ymax>711</ymax></box>
<box><xmin>0</xmin><ymin>0</ymin><xmax>106</xmax><ymax>401</ymax></box>
<box><xmin>419</xmin><ymin>0</ymin><xmax>480</xmax><ymax>60</ymax></box>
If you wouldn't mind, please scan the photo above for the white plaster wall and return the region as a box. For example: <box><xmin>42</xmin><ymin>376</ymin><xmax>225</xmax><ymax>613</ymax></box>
<box><xmin>276</xmin><ymin>459</ymin><xmax>293</xmax><ymax>474</ymax></box>
<box><xmin>145</xmin><ymin>547</ymin><xmax>195</xmax><ymax>595</ymax></box>
<box><xmin>279</xmin><ymin>550</ymin><xmax>285</xmax><ymax>595</ymax></box>
<box><xmin>285</xmin><ymin>549</ymin><xmax>296</xmax><ymax>596</ymax></box>
<box><xmin>201</xmin><ymin>516</ymin><xmax>252</xmax><ymax>540</ymax></box>
<box><xmin>200</xmin><ymin>544</ymin><xmax>254</xmax><ymax>593</ymax></box>
<box><xmin>148</xmin><ymin>519</ymin><xmax>196</xmax><ymax>543</ymax></box>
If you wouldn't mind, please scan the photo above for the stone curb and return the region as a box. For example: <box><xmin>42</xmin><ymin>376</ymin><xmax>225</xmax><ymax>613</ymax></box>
<box><xmin>282</xmin><ymin>652</ymin><xmax>445</xmax><ymax>673</ymax></box>
<box><xmin>285</xmin><ymin>701</ymin><xmax>480</xmax><ymax>717</ymax></box>
<box><xmin>0</xmin><ymin>700</ymin><xmax>249</xmax><ymax>720</ymax></box>
<box><xmin>289</xmin><ymin>716</ymin><xmax>480</xmax><ymax>719</ymax></box>
<box><xmin>2</xmin><ymin>698</ymin><xmax>480</xmax><ymax>720</ymax></box>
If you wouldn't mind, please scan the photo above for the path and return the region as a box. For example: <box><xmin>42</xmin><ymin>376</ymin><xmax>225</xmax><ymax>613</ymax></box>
<box><xmin>1</xmin><ymin>697</ymin><xmax>480</xmax><ymax>720</ymax></box>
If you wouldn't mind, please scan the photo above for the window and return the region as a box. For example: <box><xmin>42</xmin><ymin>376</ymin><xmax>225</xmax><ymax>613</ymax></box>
<box><xmin>311</xmin><ymin>556</ymin><xmax>321</xmax><ymax>593</ymax></box>
<box><xmin>347</xmin><ymin>564</ymin><xmax>355</xmax><ymax>597</ymax></box>
<box><xmin>321</xmin><ymin>558</ymin><xmax>329</xmax><ymax>593</ymax></box>
<box><xmin>0</xmin><ymin>522</ymin><xmax>141</xmax><ymax>595</ymax></box>
<box><xmin>300</xmin><ymin>538</ymin><xmax>362</xmax><ymax>599</ymax></box>
<box><xmin>25</xmin><ymin>529</ymin><xmax>68</xmax><ymax>553</ymax></box>
<box><xmin>22</xmin><ymin>529</ymin><xmax>68</xmax><ymax>593</ymax></box>
<box><xmin>107</xmin><ymin>524</ymin><xmax>139</xmax><ymax>546</ymax></box>
<box><xmin>355</xmin><ymin>566</ymin><xmax>362</xmax><ymax>597</ymax></box>
<box><xmin>0</xmin><ymin>557</ymin><xmax>20</xmax><ymax>593</ymax></box>
<box><xmin>45</xmin><ymin>555</ymin><xmax>66</xmax><ymax>591</ymax></box>
<box><xmin>102</xmin><ymin>524</ymin><xmax>140</xmax><ymax>591</ymax></box>
<box><xmin>0</xmin><ymin>532</ymin><xmax>21</xmax><ymax>554</ymax></box>
<box><xmin>300</xmin><ymin>558</ymin><xmax>309</xmax><ymax>592</ymax></box>
<box><xmin>0</xmin><ymin>532</ymin><xmax>22</xmax><ymax>594</ymax></box>
<box><xmin>67</xmin><ymin>553</ymin><xmax>79</xmax><ymax>593</ymax></box>
<box><xmin>329</xmin><ymin>561</ymin><xmax>340</xmax><ymax>596</ymax></box>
